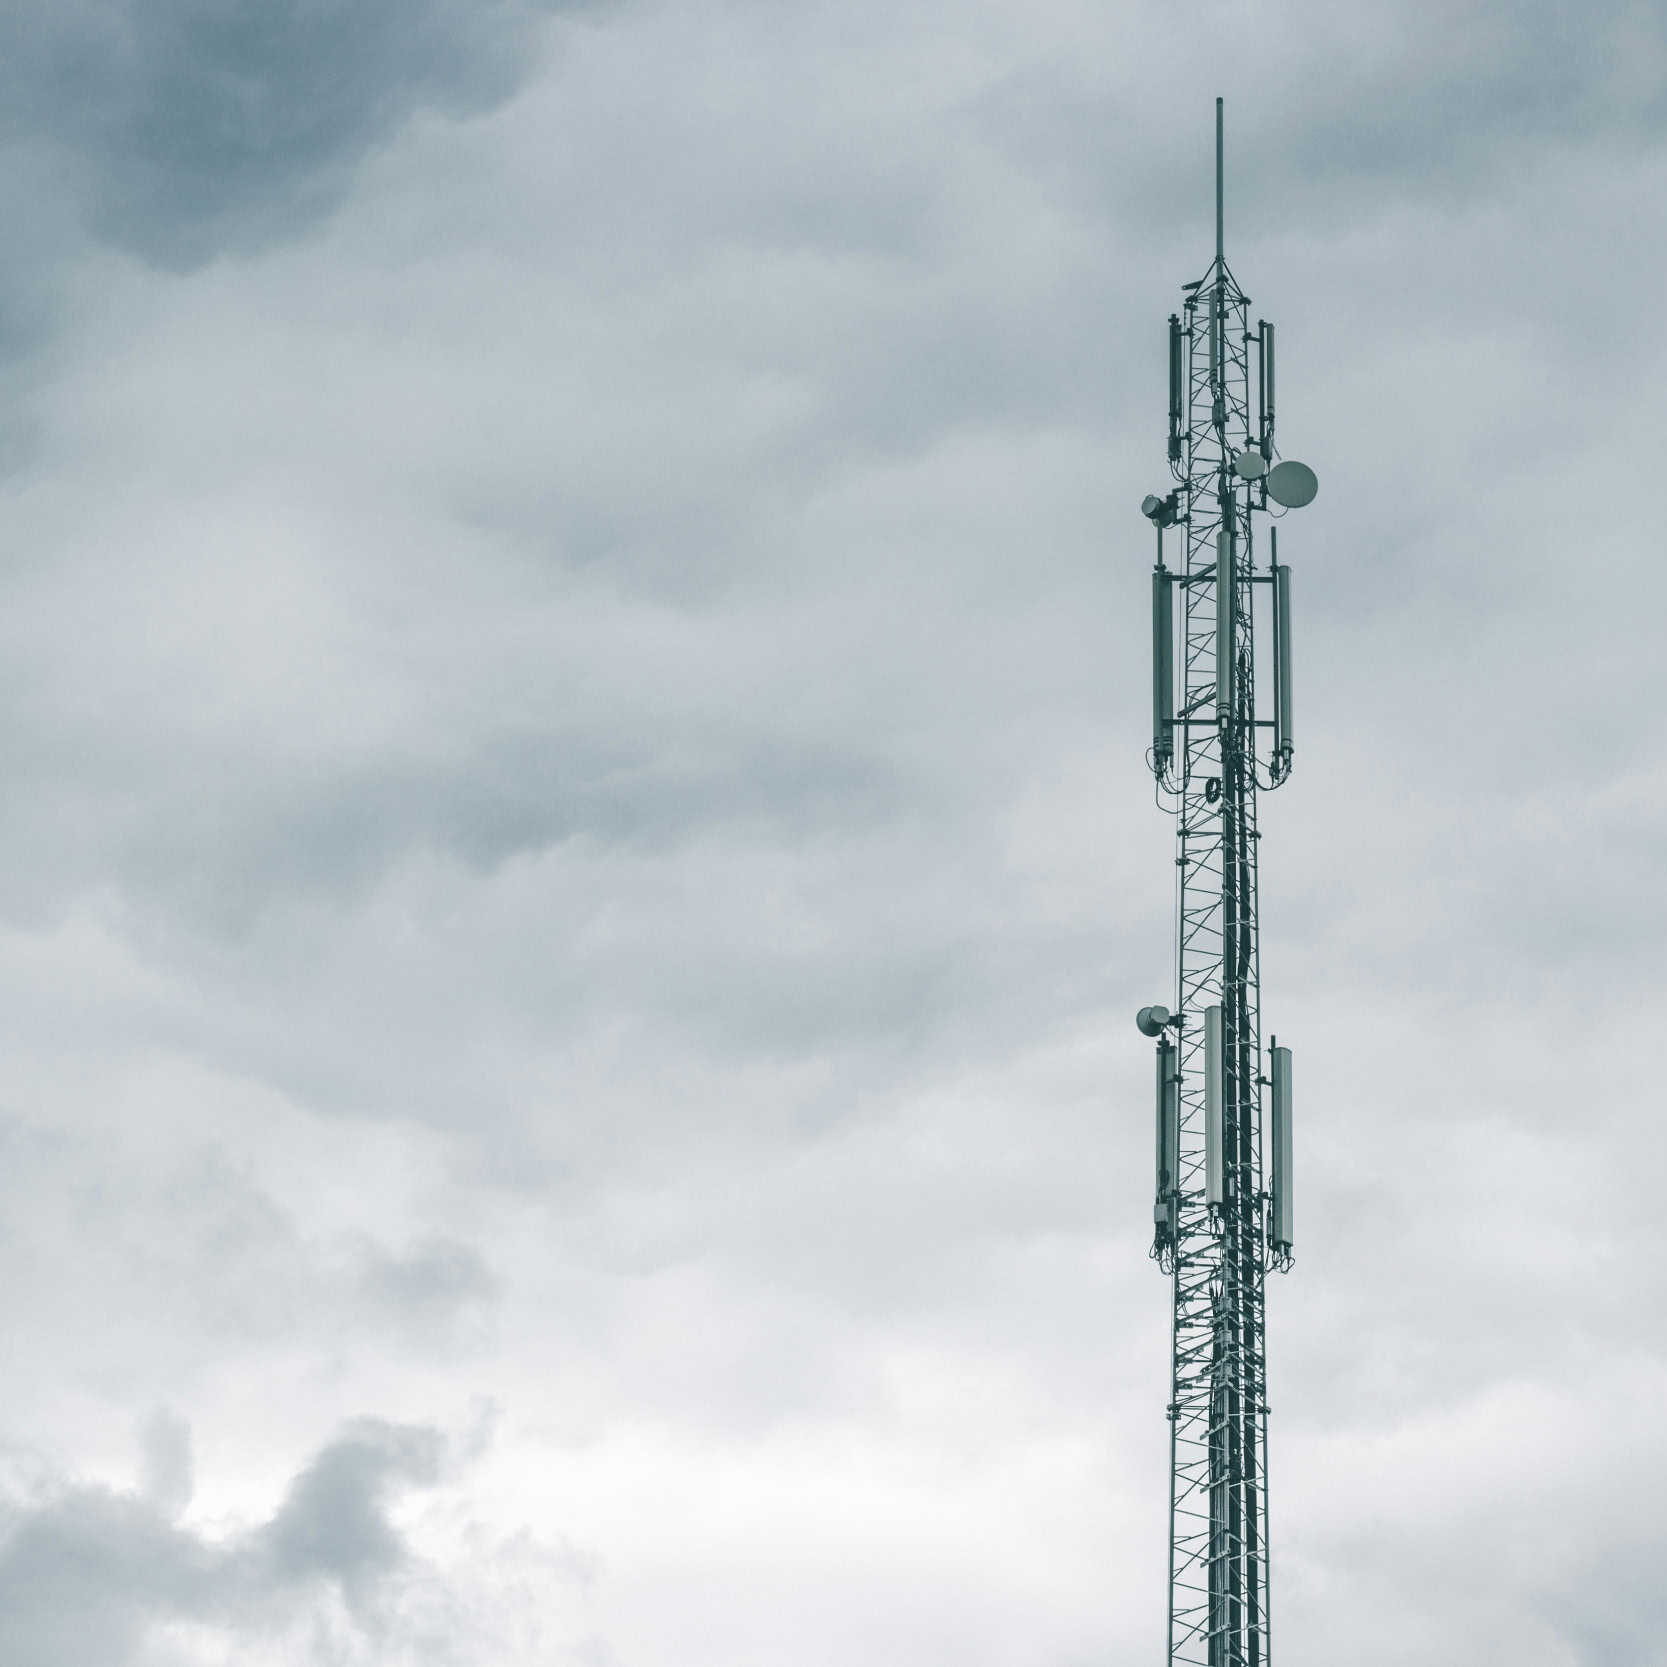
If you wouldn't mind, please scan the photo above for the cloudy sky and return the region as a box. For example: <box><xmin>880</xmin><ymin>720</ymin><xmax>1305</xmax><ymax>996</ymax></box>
<box><xmin>0</xmin><ymin>1</ymin><xmax>1663</xmax><ymax>1662</ymax></box>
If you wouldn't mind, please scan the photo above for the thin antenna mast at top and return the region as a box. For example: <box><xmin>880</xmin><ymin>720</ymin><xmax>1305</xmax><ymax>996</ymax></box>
<box><xmin>1215</xmin><ymin>96</ymin><xmax>1224</xmax><ymax>270</ymax></box>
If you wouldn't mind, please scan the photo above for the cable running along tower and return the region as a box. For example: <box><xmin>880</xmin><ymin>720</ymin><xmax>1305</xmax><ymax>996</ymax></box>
<box><xmin>1135</xmin><ymin>101</ymin><xmax>1315</xmax><ymax>1667</ymax></box>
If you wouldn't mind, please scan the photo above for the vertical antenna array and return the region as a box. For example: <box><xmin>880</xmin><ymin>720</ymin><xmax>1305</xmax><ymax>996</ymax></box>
<box><xmin>1136</xmin><ymin>99</ymin><xmax>1315</xmax><ymax>1667</ymax></box>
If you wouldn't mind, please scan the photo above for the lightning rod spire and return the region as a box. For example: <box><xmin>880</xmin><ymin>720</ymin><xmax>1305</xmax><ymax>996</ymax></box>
<box><xmin>1216</xmin><ymin>96</ymin><xmax>1224</xmax><ymax>271</ymax></box>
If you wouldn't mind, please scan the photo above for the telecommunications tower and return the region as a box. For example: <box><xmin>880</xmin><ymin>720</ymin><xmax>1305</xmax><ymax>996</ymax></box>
<box><xmin>1134</xmin><ymin>100</ymin><xmax>1316</xmax><ymax>1667</ymax></box>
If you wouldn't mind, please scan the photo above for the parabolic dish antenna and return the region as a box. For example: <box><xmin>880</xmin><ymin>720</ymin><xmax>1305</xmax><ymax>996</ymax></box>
<box><xmin>1266</xmin><ymin>460</ymin><xmax>1318</xmax><ymax>509</ymax></box>
<box><xmin>1232</xmin><ymin>449</ymin><xmax>1266</xmax><ymax>480</ymax></box>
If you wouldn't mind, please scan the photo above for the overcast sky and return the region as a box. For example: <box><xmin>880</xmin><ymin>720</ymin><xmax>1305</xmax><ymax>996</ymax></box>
<box><xmin>0</xmin><ymin>1</ymin><xmax>1663</xmax><ymax>1663</ymax></box>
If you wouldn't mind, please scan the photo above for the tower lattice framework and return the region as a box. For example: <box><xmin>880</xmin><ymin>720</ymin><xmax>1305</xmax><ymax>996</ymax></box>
<box><xmin>1141</xmin><ymin>99</ymin><xmax>1304</xmax><ymax>1667</ymax></box>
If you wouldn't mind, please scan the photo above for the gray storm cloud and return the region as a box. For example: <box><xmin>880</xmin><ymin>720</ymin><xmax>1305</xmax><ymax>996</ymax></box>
<box><xmin>0</xmin><ymin>0</ymin><xmax>578</xmax><ymax>267</ymax></box>
<box><xmin>0</xmin><ymin>1420</ymin><xmax>446</xmax><ymax>1663</ymax></box>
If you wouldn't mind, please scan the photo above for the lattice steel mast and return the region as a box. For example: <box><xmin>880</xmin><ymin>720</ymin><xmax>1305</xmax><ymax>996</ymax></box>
<box><xmin>1135</xmin><ymin>100</ymin><xmax>1314</xmax><ymax>1667</ymax></box>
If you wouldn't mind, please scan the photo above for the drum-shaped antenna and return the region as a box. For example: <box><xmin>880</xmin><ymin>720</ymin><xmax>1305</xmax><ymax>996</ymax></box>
<box><xmin>1266</xmin><ymin>460</ymin><xmax>1318</xmax><ymax>508</ymax></box>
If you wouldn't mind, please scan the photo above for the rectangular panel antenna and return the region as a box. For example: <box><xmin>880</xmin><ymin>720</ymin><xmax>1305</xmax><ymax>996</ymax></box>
<box><xmin>1168</xmin><ymin>315</ymin><xmax>1185</xmax><ymax>464</ymax></box>
<box><xmin>1204</xmin><ymin>1006</ymin><xmax>1223</xmax><ymax>1206</ymax></box>
<box><xmin>1270</xmin><ymin>1045</ymin><xmax>1292</xmax><ymax>1250</ymax></box>
<box><xmin>1153</xmin><ymin>570</ymin><xmax>1174</xmax><ymax>767</ymax></box>
<box><xmin>1154</xmin><ymin>1037</ymin><xmax>1179</xmax><ymax>1244</ymax></box>
<box><xmin>1274</xmin><ymin>560</ymin><xmax>1293</xmax><ymax>762</ymax></box>
<box><xmin>1259</xmin><ymin>320</ymin><xmax>1275</xmax><ymax>456</ymax></box>
<box><xmin>1215</xmin><ymin>530</ymin><xmax>1234</xmax><ymax>713</ymax></box>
